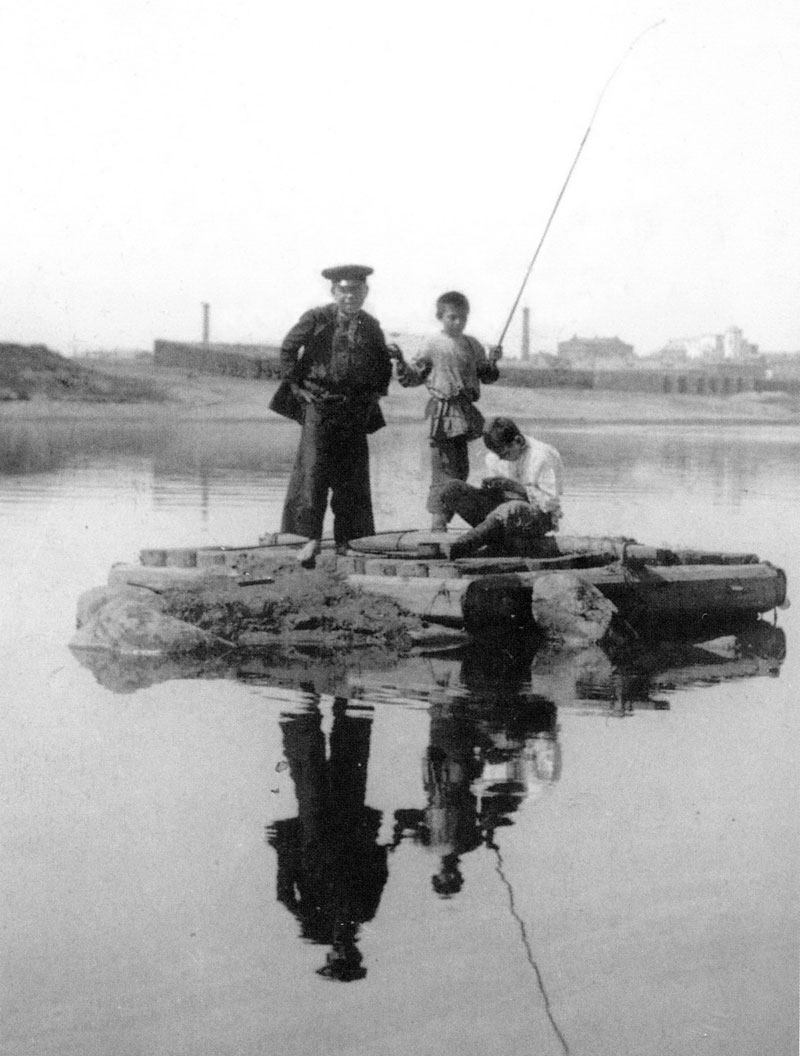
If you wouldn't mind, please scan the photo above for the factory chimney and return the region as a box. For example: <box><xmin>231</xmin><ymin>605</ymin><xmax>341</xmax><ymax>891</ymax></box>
<box><xmin>521</xmin><ymin>306</ymin><xmax>530</xmax><ymax>360</ymax></box>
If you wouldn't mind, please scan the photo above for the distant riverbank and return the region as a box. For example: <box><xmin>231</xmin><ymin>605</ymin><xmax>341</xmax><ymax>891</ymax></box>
<box><xmin>2</xmin><ymin>358</ymin><xmax>799</xmax><ymax>425</ymax></box>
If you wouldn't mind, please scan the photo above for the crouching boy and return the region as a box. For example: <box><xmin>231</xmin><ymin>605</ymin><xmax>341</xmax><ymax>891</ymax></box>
<box><xmin>439</xmin><ymin>417</ymin><xmax>564</xmax><ymax>559</ymax></box>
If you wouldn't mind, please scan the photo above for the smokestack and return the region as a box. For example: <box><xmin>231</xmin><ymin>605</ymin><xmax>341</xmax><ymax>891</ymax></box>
<box><xmin>521</xmin><ymin>306</ymin><xmax>530</xmax><ymax>361</ymax></box>
<box><xmin>202</xmin><ymin>302</ymin><xmax>210</xmax><ymax>346</ymax></box>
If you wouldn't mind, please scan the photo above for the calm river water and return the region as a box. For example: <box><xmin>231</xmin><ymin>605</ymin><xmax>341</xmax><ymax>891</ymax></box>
<box><xmin>1</xmin><ymin>414</ymin><xmax>798</xmax><ymax>1056</ymax></box>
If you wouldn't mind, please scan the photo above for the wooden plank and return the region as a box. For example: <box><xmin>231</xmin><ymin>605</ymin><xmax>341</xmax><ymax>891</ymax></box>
<box><xmin>349</xmin><ymin>562</ymin><xmax>786</xmax><ymax>627</ymax></box>
<box><xmin>165</xmin><ymin>548</ymin><xmax>197</xmax><ymax>568</ymax></box>
<box><xmin>360</xmin><ymin>558</ymin><xmax>432</xmax><ymax>577</ymax></box>
<box><xmin>257</xmin><ymin>532</ymin><xmax>312</xmax><ymax>546</ymax></box>
<box><xmin>196</xmin><ymin>545</ymin><xmax>280</xmax><ymax>568</ymax></box>
<box><xmin>140</xmin><ymin>548</ymin><xmax>168</xmax><ymax>568</ymax></box>
<box><xmin>196</xmin><ymin>549</ymin><xmax>229</xmax><ymax>568</ymax></box>
<box><xmin>347</xmin><ymin>574</ymin><xmax>468</xmax><ymax>624</ymax></box>
<box><xmin>669</xmin><ymin>549</ymin><xmax>760</xmax><ymax>566</ymax></box>
<box><xmin>395</xmin><ymin>562</ymin><xmax>431</xmax><ymax>578</ymax></box>
<box><xmin>582</xmin><ymin>563</ymin><xmax>786</xmax><ymax>618</ymax></box>
<box><xmin>620</xmin><ymin>544</ymin><xmax>761</xmax><ymax>567</ymax></box>
<box><xmin>349</xmin><ymin>530</ymin><xmax>447</xmax><ymax>553</ymax></box>
<box><xmin>109</xmin><ymin>564</ymin><xmax>236</xmax><ymax>592</ymax></box>
<box><xmin>454</xmin><ymin>553</ymin><xmax>615</xmax><ymax>574</ymax></box>
<box><xmin>552</xmin><ymin>535</ymin><xmax>630</xmax><ymax>558</ymax></box>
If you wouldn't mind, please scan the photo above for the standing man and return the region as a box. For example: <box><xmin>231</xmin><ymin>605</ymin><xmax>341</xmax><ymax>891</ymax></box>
<box><xmin>270</xmin><ymin>265</ymin><xmax>394</xmax><ymax>567</ymax></box>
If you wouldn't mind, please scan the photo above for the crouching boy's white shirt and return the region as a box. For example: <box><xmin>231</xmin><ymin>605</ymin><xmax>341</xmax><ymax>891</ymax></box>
<box><xmin>484</xmin><ymin>435</ymin><xmax>564</xmax><ymax>526</ymax></box>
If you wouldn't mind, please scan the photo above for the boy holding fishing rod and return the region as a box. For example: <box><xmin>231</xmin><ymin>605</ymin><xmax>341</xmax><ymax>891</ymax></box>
<box><xmin>389</xmin><ymin>291</ymin><xmax>502</xmax><ymax>530</ymax></box>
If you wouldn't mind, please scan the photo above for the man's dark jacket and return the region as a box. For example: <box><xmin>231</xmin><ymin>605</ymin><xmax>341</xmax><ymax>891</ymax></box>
<box><xmin>269</xmin><ymin>305</ymin><xmax>393</xmax><ymax>434</ymax></box>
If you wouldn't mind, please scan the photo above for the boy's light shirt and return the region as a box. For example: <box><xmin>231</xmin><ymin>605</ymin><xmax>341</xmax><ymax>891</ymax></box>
<box><xmin>484</xmin><ymin>435</ymin><xmax>564</xmax><ymax>519</ymax></box>
<box><xmin>410</xmin><ymin>333</ymin><xmax>489</xmax><ymax>399</ymax></box>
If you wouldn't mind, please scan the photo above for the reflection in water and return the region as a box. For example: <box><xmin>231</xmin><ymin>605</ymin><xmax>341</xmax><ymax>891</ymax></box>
<box><xmin>263</xmin><ymin>639</ymin><xmax>573</xmax><ymax>1049</ymax></box>
<box><xmin>266</xmin><ymin>694</ymin><xmax>388</xmax><ymax>982</ymax></box>
<box><xmin>393</xmin><ymin>637</ymin><xmax>560</xmax><ymax>900</ymax></box>
<box><xmin>262</xmin><ymin>621</ymin><xmax>787</xmax><ymax>988</ymax></box>
<box><xmin>68</xmin><ymin>619</ymin><xmax>788</xmax><ymax>997</ymax></box>
<box><xmin>580</xmin><ymin>621</ymin><xmax>787</xmax><ymax>714</ymax></box>
<box><xmin>390</xmin><ymin>639</ymin><xmax>571</xmax><ymax>1053</ymax></box>
<box><xmin>559</xmin><ymin>425</ymin><xmax>800</xmax><ymax>515</ymax></box>
<box><xmin>0</xmin><ymin>419</ymin><xmax>295</xmax><ymax>476</ymax></box>
<box><xmin>4</xmin><ymin>419</ymin><xmax>797</xmax><ymax>516</ymax></box>
<box><xmin>71</xmin><ymin>620</ymin><xmax>787</xmax><ymax>708</ymax></box>
<box><xmin>264</xmin><ymin>638</ymin><xmax>562</xmax><ymax>990</ymax></box>
<box><xmin>69</xmin><ymin>643</ymin><xmax>402</xmax><ymax>695</ymax></box>
<box><xmin>392</xmin><ymin>697</ymin><xmax>558</xmax><ymax>899</ymax></box>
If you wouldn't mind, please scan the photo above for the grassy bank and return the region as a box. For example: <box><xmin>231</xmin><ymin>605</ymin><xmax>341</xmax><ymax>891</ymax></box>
<box><xmin>0</xmin><ymin>345</ymin><xmax>166</xmax><ymax>405</ymax></box>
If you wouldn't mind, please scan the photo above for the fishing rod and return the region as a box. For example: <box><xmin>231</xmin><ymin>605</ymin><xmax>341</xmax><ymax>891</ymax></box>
<box><xmin>492</xmin><ymin>842</ymin><xmax>570</xmax><ymax>1055</ymax></box>
<box><xmin>495</xmin><ymin>19</ymin><xmax>666</xmax><ymax>351</ymax></box>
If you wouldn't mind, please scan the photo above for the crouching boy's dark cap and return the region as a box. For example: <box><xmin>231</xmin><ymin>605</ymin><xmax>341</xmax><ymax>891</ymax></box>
<box><xmin>321</xmin><ymin>264</ymin><xmax>373</xmax><ymax>282</ymax></box>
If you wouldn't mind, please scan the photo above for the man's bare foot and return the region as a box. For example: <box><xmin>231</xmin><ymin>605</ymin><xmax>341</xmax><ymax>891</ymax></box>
<box><xmin>296</xmin><ymin>539</ymin><xmax>321</xmax><ymax>568</ymax></box>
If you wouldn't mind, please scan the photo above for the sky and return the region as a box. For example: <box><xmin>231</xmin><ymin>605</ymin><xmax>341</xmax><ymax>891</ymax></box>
<box><xmin>1</xmin><ymin>0</ymin><xmax>798</xmax><ymax>357</ymax></box>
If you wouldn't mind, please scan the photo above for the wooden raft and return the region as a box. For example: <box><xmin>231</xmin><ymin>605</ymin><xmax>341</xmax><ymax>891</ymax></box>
<box><xmin>137</xmin><ymin>531</ymin><xmax>788</xmax><ymax>629</ymax></box>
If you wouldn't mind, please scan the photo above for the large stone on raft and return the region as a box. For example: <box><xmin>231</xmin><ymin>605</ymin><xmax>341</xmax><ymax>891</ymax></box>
<box><xmin>530</xmin><ymin>572</ymin><xmax>618</xmax><ymax>644</ymax></box>
<box><xmin>70</xmin><ymin>593</ymin><xmax>219</xmax><ymax>655</ymax></box>
<box><xmin>75</xmin><ymin>584</ymin><xmax>165</xmax><ymax>629</ymax></box>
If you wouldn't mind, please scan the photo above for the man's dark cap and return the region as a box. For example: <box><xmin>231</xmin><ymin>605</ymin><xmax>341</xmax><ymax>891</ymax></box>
<box><xmin>321</xmin><ymin>264</ymin><xmax>373</xmax><ymax>283</ymax></box>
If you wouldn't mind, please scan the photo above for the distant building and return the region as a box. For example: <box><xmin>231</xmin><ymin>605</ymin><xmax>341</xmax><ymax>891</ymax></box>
<box><xmin>658</xmin><ymin>325</ymin><xmax>759</xmax><ymax>363</ymax></box>
<box><xmin>722</xmin><ymin>326</ymin><xmax>759</xmax><ymax>359</ymax></box>
<box><xmin>556</xmin><ymin>335</ymin><xmax>635</xmax><ymax>371</ymax></box>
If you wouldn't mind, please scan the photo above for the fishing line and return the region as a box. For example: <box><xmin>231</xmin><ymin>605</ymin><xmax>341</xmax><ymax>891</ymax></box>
<box><xmin>492</xmin><ymin>843</ymin><xmax>570</xmax><ymax>1055</ymax></box>
<box><xmin>495</xmin><ymin>18</ymin><xmax>667</xmax><ymax>350</ymax></box>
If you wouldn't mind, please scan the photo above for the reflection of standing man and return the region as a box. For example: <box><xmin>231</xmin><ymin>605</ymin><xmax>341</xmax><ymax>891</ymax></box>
<box><xmin>266</xmin><ymin>697</ymin><xmax>388</xmax><ymax>982</ymax></box>
<box><xmin>270</xmin><ymin>265</ymin><xmax>394</xmax><ymax>567</ymax></box>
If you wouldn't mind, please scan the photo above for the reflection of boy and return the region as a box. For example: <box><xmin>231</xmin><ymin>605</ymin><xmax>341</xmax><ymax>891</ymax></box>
<box><xmin>392</xmin><ymin>291</ymin><xmax>501</xmax><ymax>530</ymax></box>
<box><xmin>441</xmin><ymin>416</ymin><xmax>564</xmax><ymax>559</ymax></box>
<box><xmin>391</xmin><ymin>690</ymin><xmax>558</xmax><ymax>898</ymax></box>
